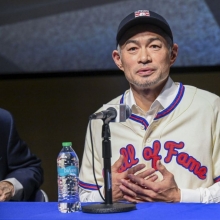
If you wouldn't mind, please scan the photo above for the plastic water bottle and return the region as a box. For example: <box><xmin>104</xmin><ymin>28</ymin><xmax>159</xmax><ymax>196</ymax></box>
<box><xmin>57</xmin><ymin>142</ymin><xmax>81</xmax><ymax>213</ymax></box>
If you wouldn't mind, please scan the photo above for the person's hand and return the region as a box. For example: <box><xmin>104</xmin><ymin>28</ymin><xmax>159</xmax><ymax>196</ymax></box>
<box><xmin>0</xmin><ymin>181</ymin><xmax>14</xmax><ymax>201</ymax></box>
<box><xmin>120</xmin><ymin>160</ymin><xmax>180</xmax><ymax>203</ymax></box>
<box><xmin>110</xmin><ymin>155</ymin><xmax>146</xmax><ymax>202</ymax></box>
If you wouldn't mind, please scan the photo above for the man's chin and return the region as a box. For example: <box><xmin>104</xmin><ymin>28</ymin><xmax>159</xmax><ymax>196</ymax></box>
<box><xmin>131</xmin><ymin>80</ymin><xmax>158</xmax><ymax>88</ymax></box>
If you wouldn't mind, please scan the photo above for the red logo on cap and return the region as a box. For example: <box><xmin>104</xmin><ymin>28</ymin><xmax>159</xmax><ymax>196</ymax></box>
<box><xmin>135</xmin><ymin>10</ymin><xmax>150</xmax><ymax>17</ymax></box>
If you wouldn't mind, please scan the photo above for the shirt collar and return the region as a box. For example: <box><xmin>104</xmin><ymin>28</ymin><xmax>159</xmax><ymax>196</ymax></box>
<box><xmin>127</xmin><ymin>77</ymin><xmax>179</xmax><ymax>111</ymax></box>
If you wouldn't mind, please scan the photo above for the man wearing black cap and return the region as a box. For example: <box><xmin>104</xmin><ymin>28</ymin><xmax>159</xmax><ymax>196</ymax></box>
<box><xmin>79</xmin><ymin>10</ymin><xmax>220</xmax><ymax>203</ymax></box>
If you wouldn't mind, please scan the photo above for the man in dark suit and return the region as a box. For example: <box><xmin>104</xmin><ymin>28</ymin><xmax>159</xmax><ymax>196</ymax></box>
<box><xmin>0</xmin><ymin>108</ymin><xmax>43</xmax><ymax>201</ymax></box>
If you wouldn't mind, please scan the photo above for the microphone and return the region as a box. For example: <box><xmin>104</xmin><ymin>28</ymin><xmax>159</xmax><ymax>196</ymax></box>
<box><xmin>89</xmin><ymin>107</ymin><xmax>117</xmax><ymax>120</ymax></box>
<box><xmin>89</xmin><ymin>104</ymin><xmax>132</xmax><ymax>122</ymax></box>
<box><xmin>83</xmin><ymin>103</ymin><xmax>136</xmax><ymax>214</ymax></box>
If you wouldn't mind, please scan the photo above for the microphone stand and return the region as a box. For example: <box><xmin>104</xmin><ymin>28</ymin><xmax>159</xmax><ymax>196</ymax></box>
<box><xmin>82</xmin><ymin>118</ymin><xmax>136</xmax><ymax>213</ymax></box>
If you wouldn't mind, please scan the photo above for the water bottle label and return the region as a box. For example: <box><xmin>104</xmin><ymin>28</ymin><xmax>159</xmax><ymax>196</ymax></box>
<box><xmin>57</xmin><ymin>165</ymin><xmax>78</xmax><ymax>177</ymax></box>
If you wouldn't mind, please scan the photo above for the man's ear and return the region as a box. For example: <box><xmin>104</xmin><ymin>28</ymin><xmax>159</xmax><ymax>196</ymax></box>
<box><xmin>170</xmin><ymin>43</ymin><xmax>178</xmax><ymax>66</ymax></box>
<box><xmin>112</xmin><ymin>50</ymin><xmax>124</xmax><ymax>71</ymax></box>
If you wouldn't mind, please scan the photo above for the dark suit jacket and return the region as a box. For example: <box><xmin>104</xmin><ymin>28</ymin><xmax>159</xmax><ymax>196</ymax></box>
<box><xmin>0</xmin><ymin>108</ymin><xmax>43</xmax><ymax>201</ymax></box>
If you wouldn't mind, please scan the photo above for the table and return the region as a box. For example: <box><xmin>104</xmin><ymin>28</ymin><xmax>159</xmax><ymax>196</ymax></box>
<box><xmin>0</xmin><ymin>202</ymin><xmax>219</xmax><ymax>220</ymax></box>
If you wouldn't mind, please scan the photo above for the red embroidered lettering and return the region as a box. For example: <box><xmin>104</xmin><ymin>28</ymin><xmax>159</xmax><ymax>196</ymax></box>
<box><xmin>164</xmin><ymin>141</ymin><xmax>184</xmax><ymax>163</ymax></box>
<box><xmin>177</xmin><ymin>152</ymin><xmax>188</xmax><ymax>164</ymax></box>
<box><xmin>119</xmin><ymin>141</ymin><xmax>208</xmax><ymax>180</ymax></box>
<box><xmin>196</xmin><ymin>167</ymin><xmax>207</xmax><ymax>180</ymax></box>
<box><xmin>118</xmin><ymin>144</ymin><xmax>139</xmax><ymax>172</ymax></box>
<box><xmin>177</xmin><ymin>152</ymin><xmax>207</xmax><ymax>179</ymax></box>
<box><xmin>143</xmin><ymin>141</ymin><xmax>162</xmax><ymax>169</ymax></box>
<box><xmin>186</xmin><ymin>157</ymin><xmax>201</xmax><ymax>172</ymax></box>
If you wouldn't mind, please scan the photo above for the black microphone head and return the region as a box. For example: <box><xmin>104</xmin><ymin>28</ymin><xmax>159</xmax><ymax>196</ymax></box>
<box><xmin>90</xmin><ymin>104</ymin><xmax>132</xmax><ymax>122</ymax></box>
<box><xmin>106</xmin><ymin>107</ymin><xmax>117</xmax><ymax>119</ymax></box>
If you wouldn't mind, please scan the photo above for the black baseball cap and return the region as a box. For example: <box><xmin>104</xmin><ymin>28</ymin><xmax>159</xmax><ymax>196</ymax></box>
<box><xmin>116</xmin><ymin>10</ymin><xmax>173</xmax><ymax>46</ymax></box>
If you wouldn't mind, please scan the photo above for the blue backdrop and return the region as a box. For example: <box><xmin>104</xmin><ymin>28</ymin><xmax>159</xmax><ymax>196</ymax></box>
<box><xmin>0</xmin><ymin>0</ymin><xmax>219</xmax><ymax>74</ymax></box>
